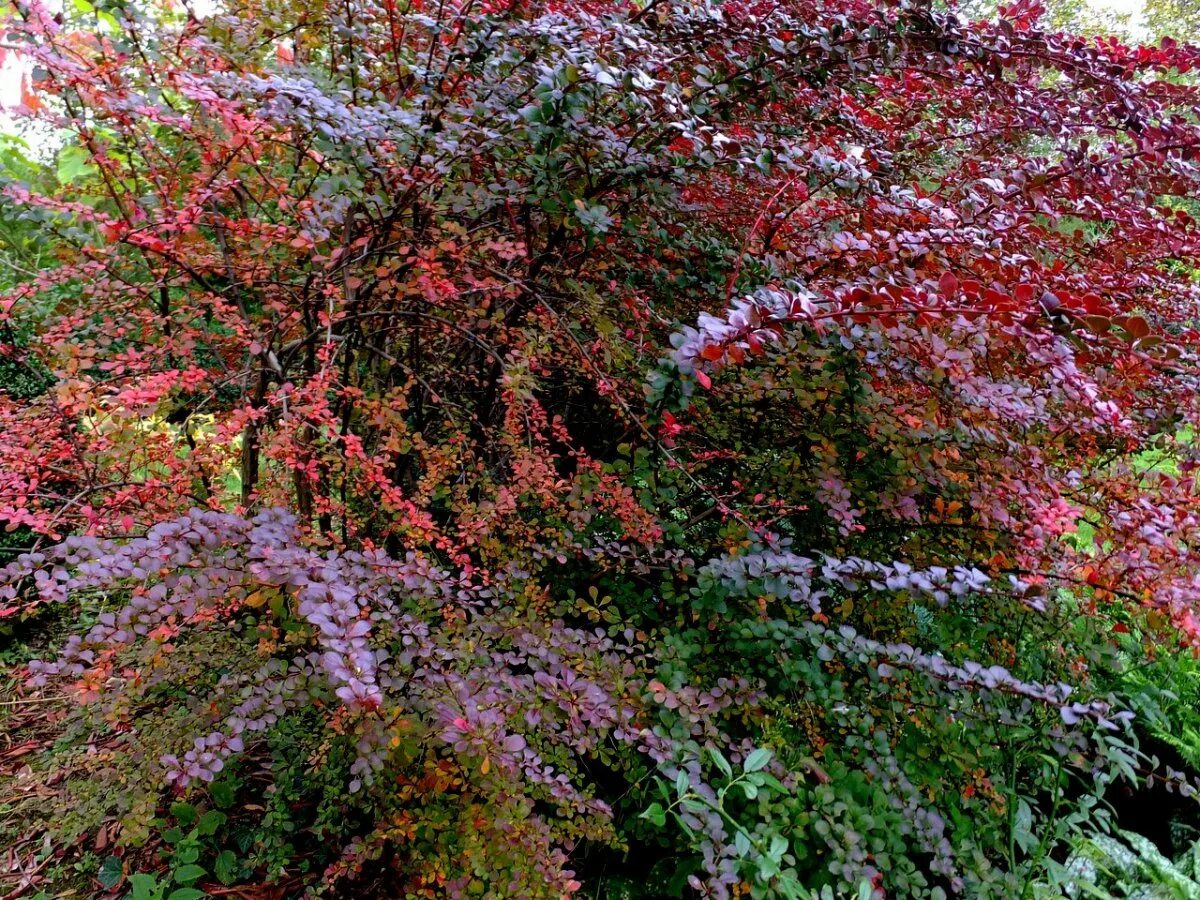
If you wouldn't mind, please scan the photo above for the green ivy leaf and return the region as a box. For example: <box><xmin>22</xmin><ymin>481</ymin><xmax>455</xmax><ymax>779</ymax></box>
<box><xmin>97</xmin><ymin>855</ymin><xmax>124</xmax><ymax>890</ymax></box>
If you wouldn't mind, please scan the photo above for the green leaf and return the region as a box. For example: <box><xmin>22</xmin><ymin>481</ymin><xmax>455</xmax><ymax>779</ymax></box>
<box><xmin>166</xmin><ymin>890</ymin><xmax>206</xmax><ymax>900</ymax></box>
<box><xmin>674</xmin><ymin>770</ymin><xmax>689</xmax><ymax>798</ymax></box>
<box><xmin>169</xmin><ymin>802</ymin><xmax>197</xmax><ymax>827</ymax></box>
<box><xmin>196</xmin><ymin>810</ymin><xmax>227</xmax><ymax>837</ymax></box>
<box><xmin>756</xmin><ymin>856</ymin><xmax>780</xmax><ymax>881</ymax></box>
<box><xmin>759</xmin><ymin>773</ymin><xmax>789</xmax><ymax>794</ymax></box>
<box><xmin>55</xmin><ymin>145</ymin><xmax>93</xmax><ymax>184</ymax></box>
<box><xmin>1013</xmin><ymin>799</ymin><xmax>1036</xmax><ymax>853</ymax></box>
<box><xmin>173</xmin><ymin>865</ymin><xmax>205</xmax><ymax>884</ymax></box>
<box><xmin>743</xmin><ymin>748</ymin><xmax>772</xmax><ymax>773</ymax></box>
<box><xmin>640</xmin><ymin>802</ymin><xmax>666</xmax><ymax>828</ymax></box>
<box><xmin>173</xmin><ymin>842</ymin><xmax>200</xmax><ymax>865</ymax></box>
<box><xmin>769</xmin><ymin>834</ymin><xmax>788</xmax><ymax>861</ymax></box>
<box><xmin>98</xmin><ymin>855</ymin><xmax>124</xmax><ymax>889</ymax></box>
<box><xmin>708</xmin><ymin>747</ymin><xmax>733</xmax><ymax>779</ymax></box>
<box><xmin>209</xmin><ymin>780</ymin><xmax>236</xmax><ymax>809</ymax></box>
<box><xmin>129</xmin><ymin>873</ymin><xmax>160</xmax><ymax>900</ymax></box>
<box><xmin>213</xmin><ymin>850</ymin><xmax>238</xmax><ymax>886</ymax></box>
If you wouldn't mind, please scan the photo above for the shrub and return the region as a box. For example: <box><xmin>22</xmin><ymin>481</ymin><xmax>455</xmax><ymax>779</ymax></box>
<box><xmin>2</xmin><ymin>0</ymin><xmax>1200</xmax><ymax>896</ymax></box>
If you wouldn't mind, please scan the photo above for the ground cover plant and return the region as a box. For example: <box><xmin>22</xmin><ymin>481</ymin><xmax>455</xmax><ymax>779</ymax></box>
<box><xmin>2</xmin><ymin>0</ymin><xmax>1200</xmax><ymax>896</ymax></box>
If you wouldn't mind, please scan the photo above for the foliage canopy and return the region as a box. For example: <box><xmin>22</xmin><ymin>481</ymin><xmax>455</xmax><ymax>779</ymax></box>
<box><xmin>3</xmin><ymin>0</ymin><xmax>1200</xmax><ymax>896</ymax></box>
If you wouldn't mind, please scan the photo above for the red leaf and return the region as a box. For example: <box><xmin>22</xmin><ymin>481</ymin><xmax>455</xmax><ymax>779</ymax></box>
<box><xmin>938</xmin><ymin>272</ymin><xmax>959</xmax><ymax>296</ymax></box>
<box><xmin>19</xmin><ymin>73</ymin><xmax>42</xmax><ymax>112</ymax></box>
<box><xmin>1125</xmin><ymin>315</ymin><xmax>1150</xmax><ymax>339</ymax></box>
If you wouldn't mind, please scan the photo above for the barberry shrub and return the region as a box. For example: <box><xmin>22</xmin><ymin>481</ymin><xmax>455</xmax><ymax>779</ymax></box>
<box><xmin>2</xmin><ymin>0</ymin><xmax>1200</xmax><ymax>896</ymax></box>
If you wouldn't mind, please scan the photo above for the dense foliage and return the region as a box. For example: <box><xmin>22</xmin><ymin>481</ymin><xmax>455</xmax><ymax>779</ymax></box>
<box><xmin>2</xmin><ymin>0</ymin><xmax>1200</xmax><ymax>896</ymax></box>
